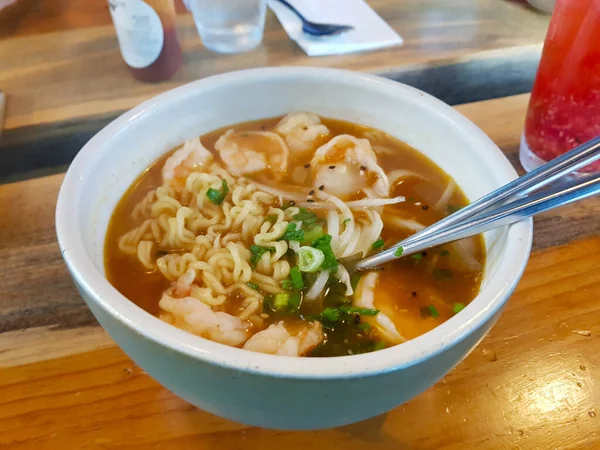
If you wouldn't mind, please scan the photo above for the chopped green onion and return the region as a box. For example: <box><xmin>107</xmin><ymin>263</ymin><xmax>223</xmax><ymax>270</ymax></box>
<box><xmin>246</xmin><ymin>282</ymin><xmax>259</xmax><ymax>290</ymax></box>
<box><xmin>421</xmin><ymin>305</ymin><xmax>440</xmax><ymax>318</ymax></box>
<box><xmin>288</xmin><ymin>292</ymin><xmax>302</xmax><ymax>311</ymax></box>
<box><xmin>440</xmin><ymin>249</ymin><xmax>451</xmax><ymax>257</ymax></box>
<box><xmin>249</xmin><ymin>245</ymin><xmax>275</xmax><ymax>268</ymax></box>
<box><xmin>372</xmin><ymin>238</ymin><xmax>384</xmax><ymax>250</ymax></box>
<box><xmin>350</xmin><ymin>273</ymin><xmax>362</xmax><ymax>291</ymax></box>
<box><xmin>433</xmin><ymin>268</ymin><xmax>454</xmax><ymax>281</ymax></box>
<box><xmin>411</xmin><ymin>253</ymin><xmax>424</xmax><ymax>260</ymax></box>
<box><xmin>297</xmin><ymin>246</ymin><xmax>325</xmax><ymax>273</ymax></box>
<box><xmin>281</xmin><ymin>280</ymin><xmax>292</xmax><ymax>290</ymax></box>
<box><xmin>205</xmin><ymin>179</ymin><xmax>229</xmax><ymax>205</ymax></box>
<box><xmin>279</xmin><ymin>223</ymin><xmax>304</xmax><ymax>242</ymax></box>
<box><xmin>265</xmin><ymin>214</ymin><xmax>278</xmax><ymax>223</ymax></box>
<box><xmin>311</xmin><ymin>234</ymin><xmax>338</xmax><ymax>271</ymax></box>
<box><xmin>428</xmin><ymin>305</ymin><xmax>440</xmax><ymax>318</ymax></box>
<box><xmin>293</xmin><ymin>209</ymin><xmax>318</xmax><ymax>224</ymax></box>
<box><xmin>290</xmin><ymin>266</ymin><xmax>304</xmax><ymax>289</ymax></box>
<box><xmin>273</xmin><ymin>293</ymin><xmax>290</xmax><ymax>311</ymax></box>
<box><xmin>452</xmin><ymin>303</ymin><xmax>466</xmax><ymax>314</ymax></box>
<box><xmin>373</xmin><ymin>341</ymin><xmax>387</xmax><ymax>351</ymax></box>
<box><xmin>302</xmin><ymin>223</ymin><xmax>324</xmax><ymax>244</ymax></box>
<box><xmin>394</xmin><ymin>246</ymin><xmax>404</xmax><ymax>257</ymax></box>
<box><xmin>316</xmin><ymin>304</ymin><xmax>379</xmax><ymax>324</ymax></box>
<box><xmin>342</xmin><ymin>218</ymin><xmax>351</xmax><ymax>225</ymax></box>
<box><xmin>347</xmin><ymin>306</ymin><xmax>379</xmax><ymax>316</ymax></box>
<box><xmin>357</xmin><ymin>322</ymin><xmax>371</xmax><ymax>332</ymax></box>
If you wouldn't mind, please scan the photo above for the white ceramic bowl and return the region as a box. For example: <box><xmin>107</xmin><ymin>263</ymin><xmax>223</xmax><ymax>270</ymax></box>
<box><xmin>56</xmin><ymin>68</ymin><xmax>532</xmax><ymax>430</ymax></box>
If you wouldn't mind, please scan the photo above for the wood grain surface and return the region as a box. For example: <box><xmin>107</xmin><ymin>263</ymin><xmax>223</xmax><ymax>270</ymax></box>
<box><xmin>1</xmin><ymin>94</ymin><xmax>599</xmax><ymax>449</ymax></box>
<box><xmin>0</xmin><ymin>0</ymin><xmax>550</xmax><ymax>133</ymax></box>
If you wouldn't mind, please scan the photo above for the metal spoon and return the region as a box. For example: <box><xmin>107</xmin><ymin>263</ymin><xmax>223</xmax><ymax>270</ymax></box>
<box><xmin>352</xmin><ymin>136</ymin><xmax>600</xmax><ymax>271</ymax></box>
<box><xmin>273</xmin><ymin>0</ymin><xmax>354</xmax><ymax>37</ymax></box>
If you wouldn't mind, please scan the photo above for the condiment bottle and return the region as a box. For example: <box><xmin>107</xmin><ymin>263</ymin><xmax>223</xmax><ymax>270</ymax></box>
<box><xmin>108</xmin><ymin>0</ymin><xmax>182</xmax><ymax>82</ymax></box>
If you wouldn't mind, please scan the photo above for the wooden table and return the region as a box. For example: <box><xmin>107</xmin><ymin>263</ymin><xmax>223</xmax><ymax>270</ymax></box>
<box><xmin>3</xmin><ymin>1</ymin><xmax>599</xmax><ymax>449</ymax></box>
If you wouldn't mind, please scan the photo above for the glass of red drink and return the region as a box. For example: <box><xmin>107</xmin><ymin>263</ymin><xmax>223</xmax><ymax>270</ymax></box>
<box><xmin>520</xmin><ymin>0</ymin><xmax>600</xmax><ymax>173</ymax></box>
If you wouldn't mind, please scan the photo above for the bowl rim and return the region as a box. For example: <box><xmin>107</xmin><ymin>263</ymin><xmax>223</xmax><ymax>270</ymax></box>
<box><xmin>56</xmin><ymin>67</ymin><xmax>532</xmax><ymax>379</ymax></box>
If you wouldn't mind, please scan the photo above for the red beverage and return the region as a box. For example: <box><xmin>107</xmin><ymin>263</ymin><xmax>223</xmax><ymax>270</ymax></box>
<box><xmin>520</xmin><ymin>0</ymin><xmax>600</xmax><ymax>172</ymax></box>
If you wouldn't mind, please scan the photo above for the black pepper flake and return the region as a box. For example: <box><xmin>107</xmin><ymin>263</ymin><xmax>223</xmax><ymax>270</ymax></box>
<box><xmin>309</xmin><ymin>189</ymin><xmax>315</xmax><ymax>195</ymax></box>
<box><xmin>304</xmin><ymin>163</ymin><xmax>310</xmax><ymax>168</ymax></box>
<box><xmin>260</xmin><ymin>125</ymin><xmax>266</xmax><ymax>130</ymax></box>
<box><xmin>422</xmin><ymin>251</ymin><xmax>428</xmax><ymax>257</ymax></box>
<box><xmin>411</xmin><ymin>291</ymin><xmax>417</xmax><ymax>297</ymax></box>
<box><xmin>329</xmin><ymin>165</ymin><xmax>336</xmax><ymax>169</ymax></box>
<box><xmin>289</xmin><ymin>200</ymin><xmax>295</xmax><ymax>206</ymax></box>
<box><xmin>354</xmin><ymin>314</ymin><xmax>361</xmax><ymax>324</ymax></box>
<box><xmin>319</xmin><ymin>185</ymin><xmax>325</xmax><ymax>190</ymax></box>
<box><xmin>307</xmin><ymin>199</ymin><xmax>315</xmax><ymax>203</ymax></box>
<box><xmin>360</xmin><ymin>165</ymin><xmax>367</xmax><ymax>171</ymax></box>
<box><xmin>422</xmin><ymin>205</ymin><xmax>429</xmax><ymax>210</ymax></box>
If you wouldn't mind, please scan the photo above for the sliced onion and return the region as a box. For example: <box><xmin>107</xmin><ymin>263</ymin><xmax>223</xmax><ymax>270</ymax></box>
<box><xmin>298</xmin><ymin>196</ymin><xmax>405</xmax><ymax>210</ymax></box>
<box><xmin>336</xmin><ymin>264</ymin><xmax>353</xmax><ymax>296</ymax></box>
<box><xmin>434</xmin><ymin>181</ymin><xmax>456</xmax><ymax>211</ymax></box>
<box><xmin>305</xmin><ymin>271</ymin><xmax>330</xmax><ymax>301</ymax></box>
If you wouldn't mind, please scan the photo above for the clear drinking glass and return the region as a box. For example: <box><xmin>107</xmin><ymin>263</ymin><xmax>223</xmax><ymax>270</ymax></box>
<box><xmin>187</xmin><ymin>0</ymin><xmax>267</xmax><ymax>54</ymax></box>
<box><xmin>520</xmin><ymin>0</ymin><xmax>600</xmax><ymax>173</ymax></box>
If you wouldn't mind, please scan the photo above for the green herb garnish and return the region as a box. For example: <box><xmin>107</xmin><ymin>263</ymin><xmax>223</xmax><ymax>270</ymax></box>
<box><xmin>249</xmin><ymin>245</ymin><xmax>276</xmax><ymax>268</ymax></box>
<box><xmin>411</xmin><ymin>252</ymin><xmax>425</xmax><ymax>260</ymax></box>
<box><xmin>281</xmin><ymin>280</ymin><xmax>292</xmax><ymax>290</ymax></box>
<box><xmin>394</xmin><ymin>246</ymin><xmax>404</xmax><ymax>257</ymax></box>
<box><xmin>265</xmin><ymin>214</ymin><xmax>278</xmax><ymax>223</ymax></box>
<box><xmin>205</xmin><ymin>179</ymin><xmax>229</xmax><ymax>205</ymax></box>
<box><xmin>311</xmin><ymin>234</ymin><xmax>338</xmax><ymax>271</ymax></box>
<box><xmin>372</xmin><ymin>238</ymin><xmax>384</xmax><ymax>250</ymax></box>
<box><xmin>293</xmin><ymin>209</ymin><xmax>319</xmax><ymax>224</ymax></box>
<box><xmin>452</xmin><ymin>303</ymin><xmax>466</xmax><ymax>314</ymax></box>
<box><xmin>279</xmin><ymin>223</ymin><xmax>304</xmax><ymax>242</ymax></box>
<box><xmin>246</xmin><ymin>282</ymin><xmax>259</xmax><ymax>290</ymax></box>
<box><xmin>447</xmin><ymin>204</ymin><xmax>460</xmax><ymax>214</ymax></box>
<box><xmin>433</xmin><ymin>268</ymin><xmax>453</xmax><ymax>281</ymax></box>
<box><xmin>316</xmin><ymin>303</ymin><xmax>379</xmax><ymax>324</ymax></box>
<box><xmin>440</xmin><ymin>249</ymin><xmax>450</xmax><ymax>257</ymax></box>
<box><xmin>289</xmin><ymin>266</ymin><xmax>304</xmax><ymax>290</ymax></box>
<box><xmin>342</xmin><ymin>218</ymin><xmax>351</xmax><ymax>225</ymax></box>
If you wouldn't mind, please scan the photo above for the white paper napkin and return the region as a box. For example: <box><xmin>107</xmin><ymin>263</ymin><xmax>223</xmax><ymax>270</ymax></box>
<box><xmin>268</xmin><ymin>0</ymin><xmax>403</xmax><ymax>57</ymax></box>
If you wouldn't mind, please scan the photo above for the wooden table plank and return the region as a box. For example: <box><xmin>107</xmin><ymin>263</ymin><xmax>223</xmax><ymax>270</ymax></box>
<box><xmin>0</xmin><ymin>0</ymin><xmax>549</xmax><ymax>132</ymax></box>
<box><xmin>0</xmin><ymin>93</ymin><xmax>599</xmax><ymax>448</ymax></box>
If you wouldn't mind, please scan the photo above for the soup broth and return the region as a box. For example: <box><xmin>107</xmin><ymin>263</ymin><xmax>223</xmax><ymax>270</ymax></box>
<box><xmin>105</xmin><ymin>113</ymin><xmax>485</xmax><ymax>357</ymax></box>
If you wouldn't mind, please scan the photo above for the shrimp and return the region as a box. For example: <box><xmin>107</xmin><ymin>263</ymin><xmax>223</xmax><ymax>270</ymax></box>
<box><xmin>163</xmin><ymin>138</ymin><xmax>213</xmax><ymax>182</ymax></box>
<box><xmin>354</xmin><ymin>272</ymin><xmax>406</xmax><ymax>344</ymax></box>
<box><xmin>215</xmin><ymin>129</ymin><xmax>289</xmax><ymax>176</ymax></box>
<box><xmin>159</xmin><ymin>293</ymin><xmax>252</xmax><ymax>347</ymax></box>
<box><xmin>275</xmin><ymin>112</ymin><xmax>330</xmax><ymax>154</ymax></box>
<box><xmin>242</xmin><ymin>321</ymin><xmax>324</xmax><ymax>356</ymax></box>
<box><xmin>311</xmin><ymin>135</ymin><xmax>390</xmax><ymax>199</ymax></box>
